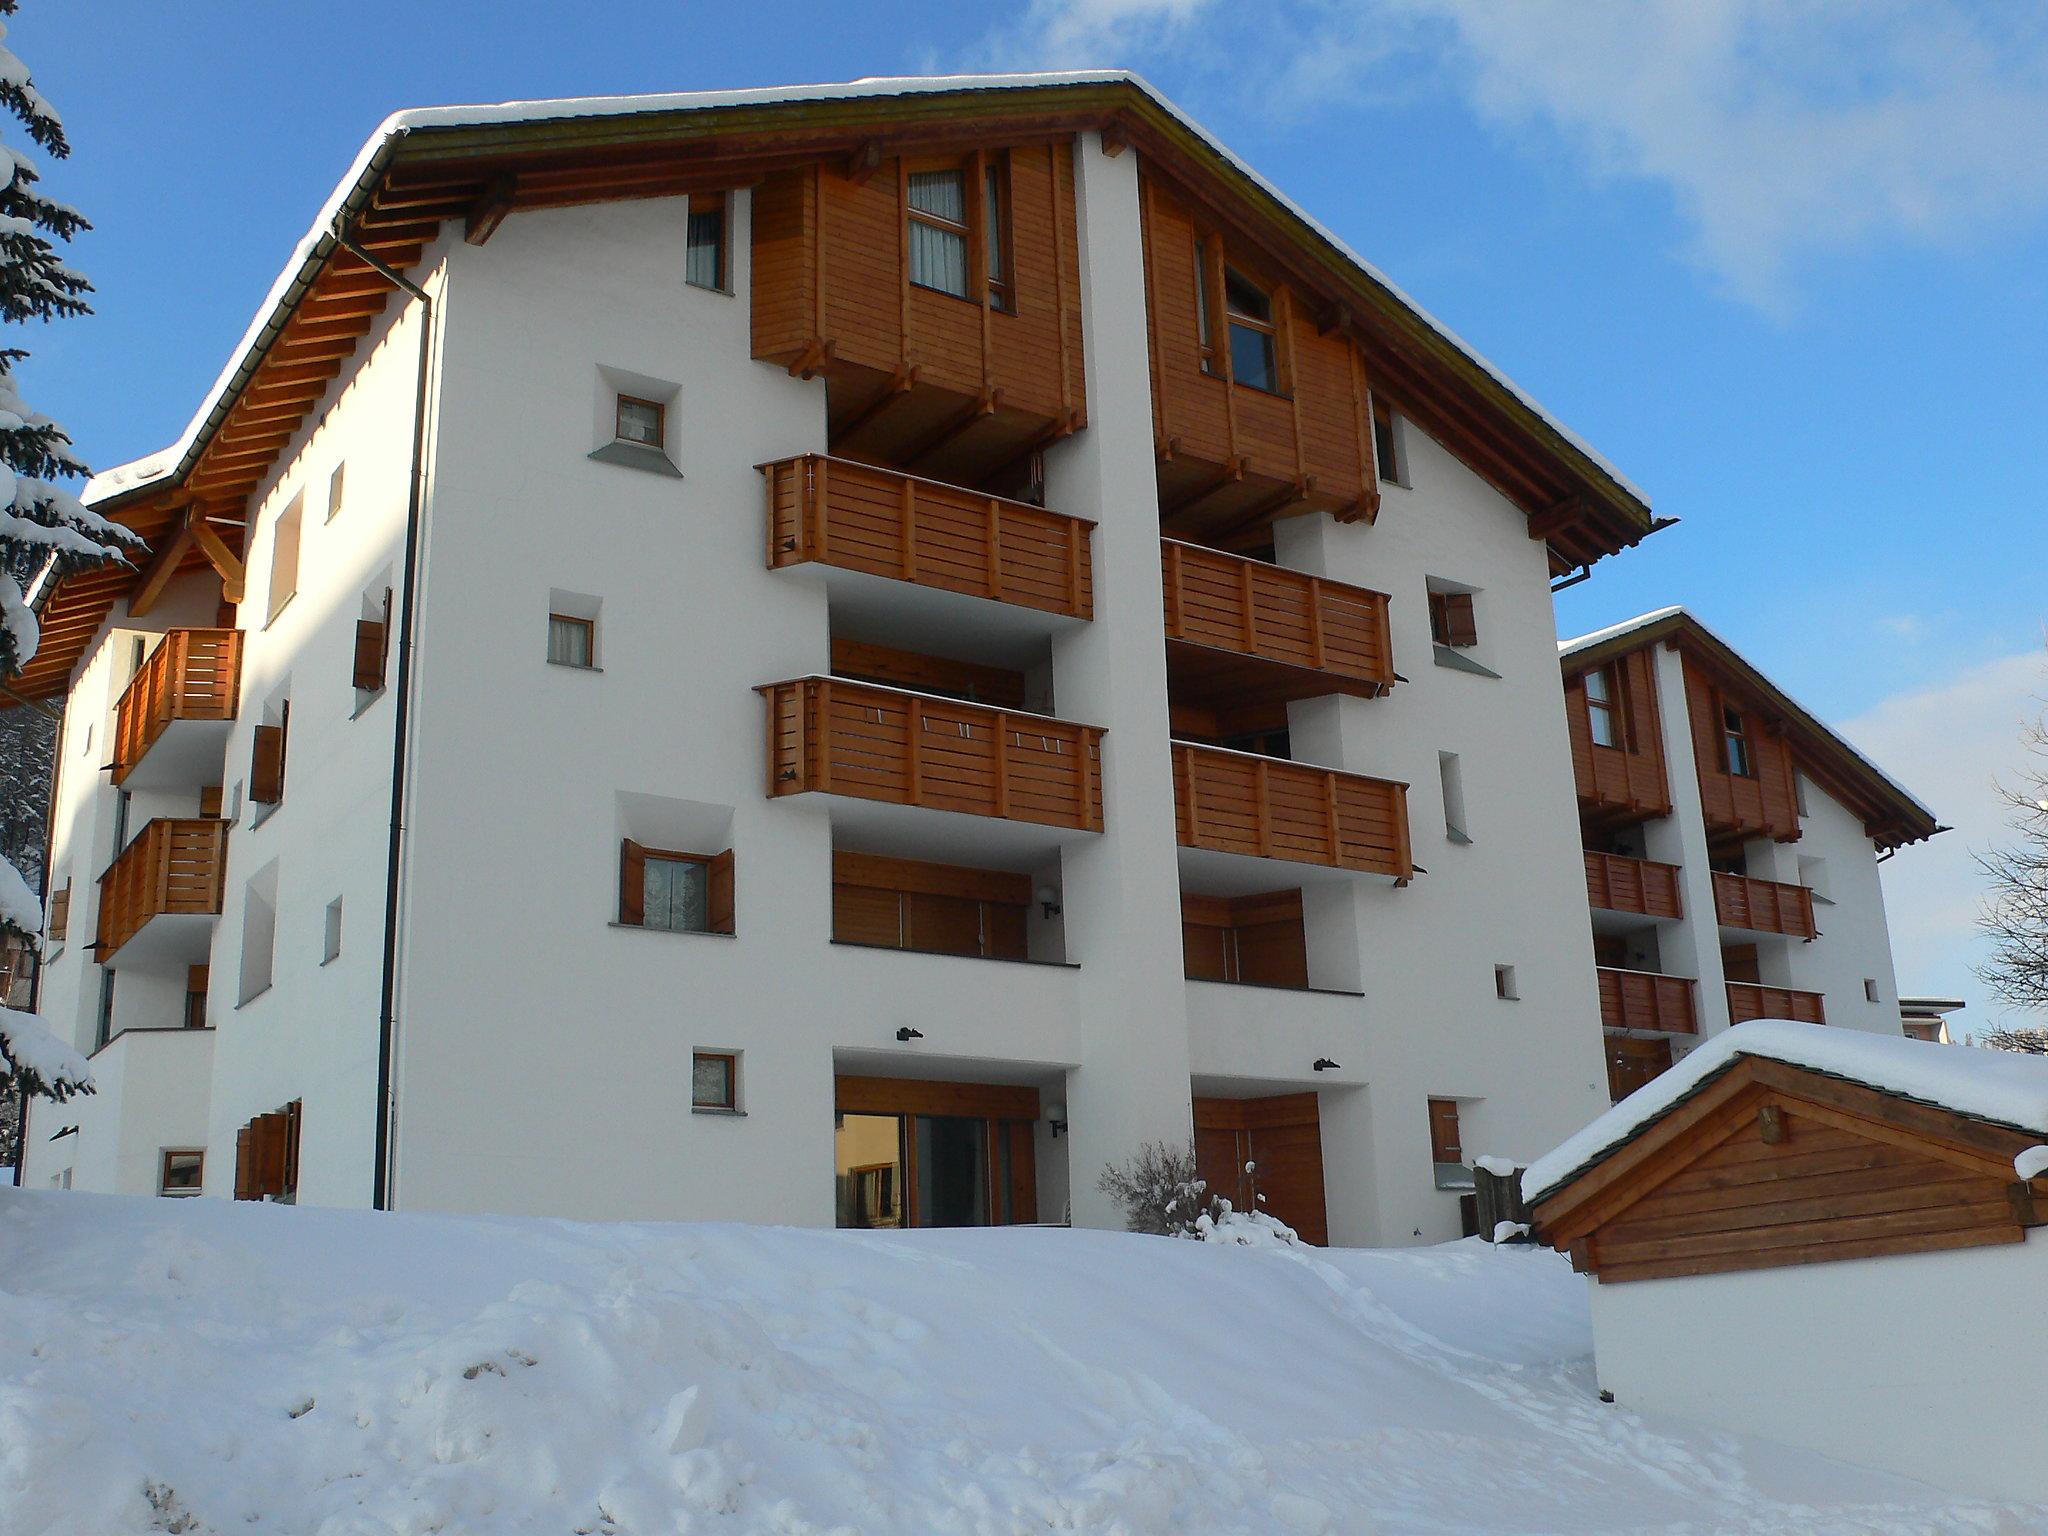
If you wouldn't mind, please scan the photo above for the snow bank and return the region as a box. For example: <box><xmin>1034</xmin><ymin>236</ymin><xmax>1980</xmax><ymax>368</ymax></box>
<box><xmin>0</xmin><ymin>1005</ymin><xmax>91</xmax><ymax>1100</ymax></box>
<box><xmin>1526</xmin><ymin>1020</ymin><xmax>2048</xmax><ymax>1204</ymax></box>
<box><xmin>1</xmin><ymin>1192</ymin><xmax>2034</xmax><ymax>1533</ymax></box>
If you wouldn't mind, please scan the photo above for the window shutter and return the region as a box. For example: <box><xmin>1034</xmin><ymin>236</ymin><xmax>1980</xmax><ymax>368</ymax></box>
<box><xmin>1428</xmin><ymin>1099</ymin><xmax>1463</xmax><ymax>1165</ymax></box>
<box><xmin>283</xmin><ymin>1100</ymin><xmax>303</xmax><ymax>1197</ymax></box>
<box><xmin>47</xmin><ymin>882</ymin><xmax>69</xmax><ymax>940</ymax></box>
<box><xmin>250</xmin><ymin>1111</ymin><xmax>289</xmax><ymax>1198</ymax></box>
<box><xmin>199</xmin><ymin>785</ymin><xmax>223</xmax><ymax>818</ymax></box>
<box><xmin>353</xmin><ymin>617</ymin><xmax>388</xmax><ymax>691</ymax></box>
<box><xmin>619</xmin><ymin>839</ymin><xmax>647</xmax><ymax>926</ymax></box>
<box><xmin>1443</xmin><ymin>593</ymin><xmax>1478</xmax><ymax>649</ymax></box>
<box><xmin>234</xmin><ymin>1126</ymin><xmax>256</xmax><ymax>1200</ymax></box>
<box><xmin>708</xmin><ymin>849</ymin><xmax>735</xmax><ymax>935</ymax></box>
<box><xmin>250</xmin><ymin>724</ymin><xmax>285</xmax><ymax>804</ymax></box>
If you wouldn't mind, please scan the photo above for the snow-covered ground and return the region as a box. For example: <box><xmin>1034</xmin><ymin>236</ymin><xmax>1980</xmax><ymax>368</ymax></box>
<box><xmin>1</xmin><ymin>1191</ymin><xmax>2040</xmax><ymax>1535</ymax></box>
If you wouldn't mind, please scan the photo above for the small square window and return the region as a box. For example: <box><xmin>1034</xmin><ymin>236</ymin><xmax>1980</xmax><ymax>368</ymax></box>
<box><xmin>322</xmin><ymin>897</ymin><xmax>343</xmax><ymax>964</ymax></box>
<box><xmin>615</xmin><ymin>395</ymin><xmax>665</xmax><ymax>449</ymax></box>
<box><xmin>1429</xmin><ymin>589</ymin><xmax>1478</xmax><ymax>649</ymax></box>
<box><xmin>159</xmin><ymin>1149</ymin><xmax>204</xmax><ymax>1197</ymax></box>
<box><xmin>1864</xmin><ymin>978</ymin><xmax>1880</xmax><ymax>1004</ymax></box>
<box><xmin>327</xmin><ymin>462</ymin><xmax>346</xmax><ymax>522</ymax></box>
<box><xmin>692</xmin><ymin>1051</ymin><xmax>737</xmax><ymax>1110</ymax></box>
<box><xmin>646</xmin><ymin>856</ymin><xmax>710</xmax><ymax>934</ymax></box>
<box><xmin>1494</xmin><ymin>964</ymin><xmax>1518</xmax><ymax>1001</ymax></box>
<box><xmin>547</xmin><ymin>614</ymin><xmax>595</xmax><ymax>669</ymax></box>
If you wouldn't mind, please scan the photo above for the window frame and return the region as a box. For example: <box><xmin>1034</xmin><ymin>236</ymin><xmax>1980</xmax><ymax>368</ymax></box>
<box><xmin>1222</xmin><ymin>263</ymin><xmax>1281</xmax><ymax>394</ymax></box>
<box><xmin>692</xmin><ymin>1050</ymin><xmax>739</xmax><ymax>1111</ymax></box>
<box><xmin>266</xmin><ymin>492</ymin><xmax>305</xmax><ymax>624</ymax></box>
<box><xmin>685</xmin><ymin>192</ymin><xmax>729</xmax><ymax>293</ymax></box>
<box><xmin>1428</xmin><ymin>1097</ymin><xmax>1472</xmax><ymax>1190</ymax></box>
<box><xmin>983</xmin><ymin>155</ymin><xmax>1014</xmax><ymax>313</ymax></box>
<box><xmin>158</xmin><ymin>1148</ymin><xmax>205</xmax><ymax>1197</ymax></box>
<box><xmin>614</xmin><ymin>394</ymin><xmax>666</xmax><ymax>450</ymax></box>
<box><xmin>906</xmin><ymin>163</ymin><xmax>973</xmax><ymax>301</ymax></box>
<box><xmin>1721</xmin><ymin>701</ymin><xmax>1755</xmax><ymax>778</ymax></box>
<box><xmin>546</xmin><ymin>613</ymin><xmax>596</xmax><ymax>669</ymax></box>
<box><xmin>1372</xmin><ymin>398</ymin><xmax>1402</xmax><ymax>487</ymax></box>
<box><xmin>642</xmin><ymin>852</ymin><xmax>713</xmax><ymax>935</ymax></box>
<box><xmin>1584</xmin><ymin>666</ymin><xmax>1627</xmax><ymax>750</ymax></box>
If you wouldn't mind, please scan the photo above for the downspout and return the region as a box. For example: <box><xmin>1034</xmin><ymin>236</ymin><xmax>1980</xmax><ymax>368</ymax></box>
<box><xmin>331</xmin><ymin>220</ymin><xmax>434</xmax><ymax>1212</ymax></box>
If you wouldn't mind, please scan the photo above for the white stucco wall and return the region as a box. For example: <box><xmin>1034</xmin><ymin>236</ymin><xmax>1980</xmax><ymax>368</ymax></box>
<box><xmin>1590</xmin><ymin>1234</ymin><xmax>2048</xmax><ymax>1503</ymax></box>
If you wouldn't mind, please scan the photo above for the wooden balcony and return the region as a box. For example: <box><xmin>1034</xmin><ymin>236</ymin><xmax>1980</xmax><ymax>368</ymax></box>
<box><xmin>758</xmin><ymin>677</ymin><xmax>1104</xmax><ymax>832</ymax></box>
<box><xmin>96</xmin><ymin>818</ymin><xmax>228</xmax><ymax>962</ymax></box>
<box><xmin>762</xmin><ymin>454</ymin><xmax>1093</xmax><ymax>619</ymax></box>
<box><xmin>1727</xmin><ymin>981</ymin><xmax>1826</xmax><ymax>1025</ymax></box>
<box><xmin>1598</xmin><ymin>967</ymin><xmax>1698</xmax><ymax>1035</ymax></box>
<box><xmin>1584</xmin><ymin>850</ymin><xmax>1682</xmax><ymax>920</ymax></box>
<box><xmin>1162</xmin><ymin>540</ymin><xmax>1393</xmax><ymax>716</ymax></box>
<box><xmin>1172</xmin><ymin>743</ymin><xmax>1411</xmax><ymax>880</ymax></box>
<box><xmin>110</xmin><ymin>629</ymin><xmax>242</xmax><ymax>786</ymax></box>
<box><xmin>1713</xmin><ymin>871</ymin><xmax>1818</xmax><ymax>940</ymax></box>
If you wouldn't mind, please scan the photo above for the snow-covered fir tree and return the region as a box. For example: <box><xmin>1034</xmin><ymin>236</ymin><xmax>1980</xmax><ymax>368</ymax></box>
<box><xmin>0</xmin><ymin>1</ymin><xmax>122</xmax><ymax>1105</ymax></box>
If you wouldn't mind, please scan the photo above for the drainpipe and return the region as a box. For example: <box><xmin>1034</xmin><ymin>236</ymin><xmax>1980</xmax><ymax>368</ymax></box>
<box><xmin>331</xmin><ymin>220</ymin><xmax>434</xmax><ymax>1212</ymax></box>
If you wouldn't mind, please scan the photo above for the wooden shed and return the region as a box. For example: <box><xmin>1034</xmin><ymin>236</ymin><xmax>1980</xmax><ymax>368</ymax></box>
<box><xmin>1524</xmin><ymin>1020</ymin><xmax>2048</xmax><ymax>1503</ymax></box>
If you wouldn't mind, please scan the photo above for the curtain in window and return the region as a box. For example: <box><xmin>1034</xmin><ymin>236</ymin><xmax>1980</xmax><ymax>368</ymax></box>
<box><xmin>547</xmin><ymin>616</ymin><xmax>591</xmax><ymax>668</ymax></box>
<box><xmin>646</xmin><ymin>856</ymin><xmax>709</xmax><ymax>933</ymax></box>
<box><xmin>686</xmin><ymin>209</ymin><xmax>724</xmax><ymax>290</ymax></box>
<box><xmin>908</xmin><ymin>171</ymin><xmax>969</xmax><ymax>297</ymax></box>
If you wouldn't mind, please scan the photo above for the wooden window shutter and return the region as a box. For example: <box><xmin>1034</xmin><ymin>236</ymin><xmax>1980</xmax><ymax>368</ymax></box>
<box><xmin>199</xmin><ymin>785</ymin><xmax>223</xmax><ymax>818</ymax></box>
<box><xmin>353</xmin><ymin>609</ymin><xmax>388</xmax><ymax>691</ymax></box>
<box><xmin>251</xmin><ymin>1112</ymin><xmax>289</xmax><ymax>1198</ymax></box>
<box><xmin>47</xmin><ymin>882</ymin><xmax>69</xmax><ymax>940</ymax></box>
<box><xmin>234</xmin><ymin>1126</ymin><xmax>257</xmax><ymax>1200</ymax></box>
<box><xmin>619</xmin><ymin>839</ymin><xmax>648</xmax><ymax>926</ymax></box>
<box><xmin>1428</xmin><ymin>1099</ymin><xmax>1463</xmax><ymax>1165</ymax></box>
<box><xmin>250</xmin><ymin>724</ymin><xmax>285</xmax><ymax>804</ymax></box>
<box><xmin>1442</xmin><ymin>593</ymin><xmax>1478</xmax><ymax>649</ymax></box>
<box><xmin>707</xmin><ymin>849</ymin><xmax>735</xmax><ymax>934</ymax></box>
<box><xmin>283</xmin><ymin>1100</ymin><xmax>303</xmax><ymax>1197</ymax></box>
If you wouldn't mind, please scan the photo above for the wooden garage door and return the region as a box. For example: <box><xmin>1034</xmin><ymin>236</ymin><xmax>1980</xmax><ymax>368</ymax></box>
<box><xmin>1193</xmin><ymin>1093</ymin><xmax>1329</xmax><ymax>1245</ymax></box>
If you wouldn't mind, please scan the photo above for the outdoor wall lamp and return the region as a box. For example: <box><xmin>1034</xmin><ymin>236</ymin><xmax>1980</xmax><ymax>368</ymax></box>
<box><xmin>1036</xmin><ymin>885</ymin><xmax>1062</xmax><ymax>920</ymax></box>
<box><xmin>1046</xmin><ymin>1101</ymin><xmax>1068</xmax><ymax>1139</ymax></box>
<box><xmin>895</xmin><ymin>1026</ymin><xmax>923</xmax><ymax>1042</ymax></box>
<box><xmin>1312</xmin><ymin>1058</ymin><xmax>1341</xmax><ymax>1072</ymax></box>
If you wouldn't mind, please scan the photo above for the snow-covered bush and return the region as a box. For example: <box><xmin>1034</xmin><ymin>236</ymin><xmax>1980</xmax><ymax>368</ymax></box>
<box><xmin>1098</xmin><ymin>1140</ymin><xmax>1224</xmax><ymax>1237</ymax></box>
<box><xmin>1195</xmin><ymin>1205</ymin><xmax>1299</xmax><ymax>1247</ymax></box>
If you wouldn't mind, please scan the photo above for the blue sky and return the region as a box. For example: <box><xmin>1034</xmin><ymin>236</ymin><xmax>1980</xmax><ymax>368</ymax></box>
<box><xmin>13</xmin><ymin>1</ymin><xmax>2047</xmax><ymax>1023</ymax></box>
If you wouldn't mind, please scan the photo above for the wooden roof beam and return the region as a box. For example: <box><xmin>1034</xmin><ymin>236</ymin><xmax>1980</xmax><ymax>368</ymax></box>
<box><xmin>120</xmin><ymin>510</ymin><xmax>194</xmax><ymax>620</ymax></box>
<box><xmin>464</xmin><ymin>172</ymin><xmax>518</xmax><ymax>245</ymax></box>
<box><xmin>186</xmin><ymin>514</ymin><xmax>246</xmax><ymax>604</ymax></box>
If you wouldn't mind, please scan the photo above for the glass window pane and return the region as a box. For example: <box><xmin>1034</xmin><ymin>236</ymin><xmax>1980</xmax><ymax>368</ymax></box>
<box><xmin>909</xmin><ymin>221</ymin><xmax>968</xmax><ymax>297</ymax></box>
<box><xmin>686</xmin><ymin>208</ymin><xmax>724</xmax><ymax>290</ymax></box>
<box><xmin>835</xmin><ymin>1113</ymin><xmax>905</xmax><ymax>1228</ymax></box>
<box><xmin>1194</xmin><ymin>239</ymin><xmax>1213</xmax><ymax>349</ymax></box>
<box><xmin>1224</xmin><ymin>267</ymin><xmax>1270</xmax><ymax>323</ymax></box>
<box><xmin>160</xmin><ymin>1151</ymin><xmax>203</xmax><ymax>1195</ymax></box>
<box><xmin>692</xmin><ymin>1054</ymin><xmax>733</xmax><ymax>1108</ymax></box>
<box><xmin>547</xmin><ymin>616</ymin><xmax>591</xmax><ymax>667</ymax></box>
<box><xmin>915</xmin><ymin>1115</ymin><xmax>988</xmax><ymax>1228</ymax></box>
<box><xmin>1589</xmin><ymin>704</ymin><xmax>1617</xmax><ymax>749</ymax></box>
<box><xmin>1584</xmin><ymin>670</ymin><xmax>1610</xmax><ymax>704</ymax></box>
<box><xmin>1229</xmin><ymin>322</ymin><xmax>1276</xmax><ymax>391</ymax></box>
<box><xmin>907</xmin><ymin>170</ymin><xmax>965</xmax><ymax>222</ymax></box>
<box><xmin>645</xmin><ymin>857</ymin><xmax>709</xmax><ymax>933</ymax></box>
<box><xmin>617</xmin><ymin>397</ymin><xmax>662</xmax><ymax>446</ymax></box>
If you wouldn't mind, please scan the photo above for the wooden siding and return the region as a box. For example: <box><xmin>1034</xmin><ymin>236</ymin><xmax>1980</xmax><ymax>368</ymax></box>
<box><xmin>1172</xmin><ymin>742</ymin><xmax>1410</xmax><ymax>879</ymax></box>
<box><xmin>1141</xmin><ymin>179</ymin><xmax>1380</xmax><ymax>542</ymax></box>
<box><xmin>1534</xmin><ymin>1056</ymin><xmax>2046</xmax><ymax>1283</ymax></box>
<box><xmin>830</xmin><ymin>639</ymin><xmax>1027</xmax><ymax>709</ymax></box>
<box><xmin>1685</xmin><ymin>656</ymin><xmax>1801</xmax><ymax>844</ymax></box>
<box><xmin>831</xmin><ymin>851</ymin><xmax>1030</xmax><ymax>960</ymax></box>
<box><xmin>110</xmin><ymin>629</ymin><xmax>243</xmax><ymax>785</ymax></box>
<box><xmin>1713</xmin><ymin>870</ymin><xmax>1818</xmax><ymax>940</ymax></box>
<box><xmin>1563</xmin><ymin>648</ymin><xmax>1671</xmax><ymax>826</ymax></box>
<box><xmin>1181</xmin><ymin>889</ymin><xmax>1309</xmax><ymax>987</ymax></box>
<box><xmin>763</xmin><ymin>453</ymin><xmax>1094</xmax><ymax>618</ymax></box>
<box><xmin>1583</xmin><ymin>850</ymin><xmax>1683</xmax><ymax>921</ymax></box>
<box><xmin>759</xmin><ymin>676</ymin><xmax>1104</xmax><ymax>832</ymax></box>
<box><xmin>751</xmin><ymin>142</ymin><xmax>1084</xmax><ymax>482</ymax></box>
<box><xmin>1161</xmin><ymin>539</ymin><xmax>1393</xmax><ymax>691</ymax></box>
<box><xmin>1727</xmin><ymin>980</ymin><xmax>1826</xmax><ymax>1025</ymax></box>
<box><xmin>1598</xmin><ymin>967</ymin><xmax>1698</xmax><ymax>1035</ymax></box>
<box><xmin>1194</xmin><ymin>1093</ymin><xmax>1329</xmax><ymax>1245</ymax></box>
<box><xmin>96</xmin><ymin>818</ymin><xmax>228</xmax><ymax>960</ymax></box>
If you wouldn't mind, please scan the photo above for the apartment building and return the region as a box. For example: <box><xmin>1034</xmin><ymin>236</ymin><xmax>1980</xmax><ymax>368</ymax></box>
<box><xmin>1561</xmin><ymin>609</ymin><xmax>1940</xmax><ymax>1100</ymax></box>
<box><xmin>18</xmin><ymin>73</ymin><xmax>1663</xmax><ymax>1244</ymax></box>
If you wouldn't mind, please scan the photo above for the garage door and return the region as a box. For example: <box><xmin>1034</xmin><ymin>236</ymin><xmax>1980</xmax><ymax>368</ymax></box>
<box><xmin>1193</xmin><ymin>1092</ymin><xmax>1329</xmax><ymax>1245</ymax></box>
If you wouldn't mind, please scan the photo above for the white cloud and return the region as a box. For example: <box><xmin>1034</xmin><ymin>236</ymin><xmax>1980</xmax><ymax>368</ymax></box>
<box><xmin>1840</xmin><ymin>647</ymin><xmax>2047</xmax><ymax>1036</ymax></box>
<box><xmin>973</xmin><ymin>0</ymin><xmax>2048</xmax><ymax>310</ymax></box>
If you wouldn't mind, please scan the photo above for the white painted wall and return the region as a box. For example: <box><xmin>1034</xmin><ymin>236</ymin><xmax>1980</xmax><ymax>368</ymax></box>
<box><xmin>1590</xmin><ymin>1235</ymin><xmax>2048</xmax><ymax>1503</ymax></box>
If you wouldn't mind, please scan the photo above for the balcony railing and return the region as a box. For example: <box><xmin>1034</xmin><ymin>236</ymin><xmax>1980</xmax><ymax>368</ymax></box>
<box><xmin>1583</xmin><ymin>850</ymin><xmax>1683</xmax><ymax>920</ymax></box>
<box><xmin>111</xmin><ymin>629</ymin><xmax>243</xmax><ymax>785</ymax></box>
<box><xmin>1713</xmin><ymin>871</ymin><xmax>1818</xmax><ymax>940</ymax></box>
<box><xmin>1172</xmin><ymin>743</ymin><xmax>1411</xmax><ymax>879</ymax></box>
<box><xmin>1161</xmin><ymin>540</ymin><xmax>1393</xmax><ymax>691</ymax></box>
<box><xmin>1727</xmin><ymin>981</ymin><xmax>1826</xmax><ymax>1025</ymax></box>
<box><xmin>758</xmin><ymin>677</ymin><xmax>1104</xmax><ymax>832</ymax></box>
<box><xmin>96</xmin><ymin>818</ymin><xmax>228</xmax><ymax>961</ymax></box>
<box><xmin>1598</xmin><ymin>966</ymin><xmax>1698</xmax><ymax>1035</ymax></box>
<box><xmin>762</xmin><ymin>454</ymin><xmax>1094</xmax><ymax>620</ymax></box>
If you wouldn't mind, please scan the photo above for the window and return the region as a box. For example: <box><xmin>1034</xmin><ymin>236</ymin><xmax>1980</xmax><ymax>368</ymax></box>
<box><xmin>1428</xmin><ymin>1098</ymin><xmax>1472</xmax><ymax>1190</ymax></box>
<box><xmin>250</xmin><ymin>702</ymin><xmax>288</xmax><ymax>806</ymax></box>
<box><xmin>1584</xmin><ymin>667</ymin><xmax>1622</xmax><ymax>748</ymax></box>
<box><xmin>322</xmin><ymin>897</ymin><xmax>343</xmax><ymax>964</ymax></box>
<box><xmin>1494</xmin><ymin>964</ymin><xmax>1519</xmax><ymax>1000</ymax></box>
<box><xmin>1864</xmin><ymin>978</ymin><xmax>1881</xmax><ymax>1003</ymax></box>
<box><xmin>984</xmin><ymin>159</ymin><xmax>1013</xmax><ymax>312</ymax></box>
<box><xmin>267</xmin><ymin>493</ymin><xmax>304</xmax><ymax>622</ymax></box>
<box><xmin>1428</xmin><ymin>589</ymin><xmax>1478</xmax><ymax>649</ymax></box>
<box><xmin>159</xmin><ymin>1149</ymin><xmax>203</xmax><ymax>1197</ymax></box>
<box><xmin>907</xmin><ymin>169</ymin><xmax>970</xmax><ymax>298</ymax></box>
<box><xmin>184</xmin><ymin>965</ymin><xmax>208</xmax><ymax>1029</ymax></box>
<box><xmin>47</xmin><ymin>880</ymin><xmax>70</xmax><ymax>941</ymax></box>
<box><xmin>831</xmin><ymin>852</ymin><xmax>1028</xmax><ymax>961</ymax></box>
<box><xmin>238</xmin><ymin>863</ymin><xmax>278</xmax><ymax>1005</ymax></box>
<box><xmin>1721</xmin><ymin>704</ymin><xmax>1754</xmax><ymax>778</ymax></box>
<box><xmin>547</xmin><ymin>613</ymin><xmax>595</xmax><ymax>669</ymax></box>
<box><xmin>1194</xmin><ymin>238</ymin><xmax>1216</xmax><ymax>368</ymax></box>
<box><xmin>1438</xmin><ymin>751</ymin><xmax>1470</xmax><ymax>843</ymax></box>
<box><xmin>354</xmin><ymin>590</ymin><xmax>391</xmax><ymax>693</ymax></box>
<box><xmin>1372</xmin><ymin>398</ymin><xmax>1402</xmax><ymax>486</ymax></box>
<box><xmin>94</xmin><ymin>968</ymin><xmax>115</xmax><ymax>1051</ymax></box>
<box><xmin>326</xmin><ymin>462</ymin><xmax>346</xmax><ymax>522</ymax></box>
<box><xmin>1224</xmin><ymin>266</ymin><xmax>1278</xmax><ymax>392</ymax></box>
<box><xmin>692</xmin><ymin>1051</ymin><xmax>738</xmax><ymax>1111</ymax></box>
<box><xmin>615</xmin><ymin>394</ymin><xmax>664</xmax><ymax>449</ymax></box>
<box><xmin>686</xmin><ymin>193</ymin><xmax>727</xmax><ymax>291</ymax></box>
<box><xmin>618</xmin><ymin>840</ymin><xmax>735</xmax><ymax>934</ymax></box>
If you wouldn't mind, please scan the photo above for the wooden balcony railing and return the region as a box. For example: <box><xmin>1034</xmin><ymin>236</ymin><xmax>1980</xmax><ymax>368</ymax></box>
<box><xmin>96</xmin><ymin>818</ymin><xmax>228</xmax><ymax>961</ymax></box>
<box><xmin>1727</xmin><ymin>981</ymin><xmax>1826</xmax><ymax>1025</ymax></box>
<box><xmin>1172</xmin><ymin>743</ymin><xmax>1411</xmax><ymax>879</ymax></box>
<box><xmin>111</xmin><ymin>629</ymin><xmax>243</xmax><ymax>784</ymax></box>
<box><xmin>762</xmin><ymin>454</ymin><xmax>1093</xmax><ymax>620</ymax></box>
<box><xmin>1583</xmin><ymin>850</ymin><xmax>1683</xmax><ymax>920</ymax></box>
<box><xmin>1598</xmin><ymin>967</ymin><xmax>1698</xmax><ymax>1035</ymax></box>
<box><xmin>1161</xmin><ymin>539</ymin><xmax>1393</xmax><ymax>690</ymax></box>
<box><xmin>758</xmin><ymin>677</ymin><xmax>1104</xmax><ymax>832</ymax></box>
<box><xmin>1713</xmin><ymin>871</ymin><xmax>1818</xmax><ymax>940</ymax></box>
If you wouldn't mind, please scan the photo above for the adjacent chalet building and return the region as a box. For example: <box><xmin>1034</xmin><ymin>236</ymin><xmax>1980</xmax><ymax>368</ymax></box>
<box><xmin>18</xmin><ymin>73</ymin><xmax>1663</xmax><ymax>1241</ymax></box>
<box><xmin>1561</xmin><ymin>610</ymin><xmax>1940</xmax><ymax>1101</ymax></box>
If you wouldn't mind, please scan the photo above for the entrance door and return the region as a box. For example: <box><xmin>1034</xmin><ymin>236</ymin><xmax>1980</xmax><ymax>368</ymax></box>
<box><xmin>834</xmin><ymin>1076</ymin><xmax>1039</xmax><ymax>1229</ymax></box>
<box><xmin>1192</xmin><ymin>1093</ymin><xmax>1329</xmax><ymax>1245</ymax></box>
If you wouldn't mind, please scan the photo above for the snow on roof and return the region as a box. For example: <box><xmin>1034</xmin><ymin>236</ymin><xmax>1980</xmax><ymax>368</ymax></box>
<box><xmin>1555</xmin><ymin>606</ymin><xmax>1938</xmax><ymax>830</ymax></box>
<box><xmin>86</xmin><ymin>70</ymin><xmax>1646</xmax><ymax>513</ymax></box>
<box><xmin>1523</xmin><ymin>1020</ymin><xmax>2048</xmax><ymax>1206</ymax></box>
